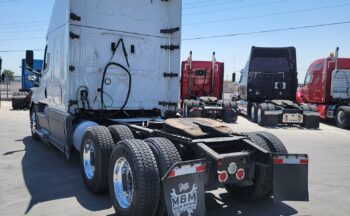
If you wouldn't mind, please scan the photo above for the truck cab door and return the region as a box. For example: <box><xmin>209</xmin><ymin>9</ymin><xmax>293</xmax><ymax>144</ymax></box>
<box><xmin>300</xmin><ymin>73</ymin><xmax>312</xmax><ymax>103</ymax></box>
<box><xmin>309</xmin><ymin>75</ymin><xmax>321</xmax><ymax>102</ymax></box>
<box><xmin>308</xmin><ymin>62</ymin><xmax>323</xmax><ymax>103</ymax></box>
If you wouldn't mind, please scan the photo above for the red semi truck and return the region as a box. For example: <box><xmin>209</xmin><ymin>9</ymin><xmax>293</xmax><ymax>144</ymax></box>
<box><xmin>297</xmin><ymin>47</ymin><xmax>350</xmax><ymax>128</ymax></box>
<box><xmin>180</xmin><ymin>52</ymin><xmax>238</xmax><ymax>123</ymax></box>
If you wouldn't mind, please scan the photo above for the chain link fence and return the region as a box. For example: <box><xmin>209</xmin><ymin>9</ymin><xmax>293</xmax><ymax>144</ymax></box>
<box><xmin>0</xmin><ymin>79</ymin><xmax>22</xmax><ymax>101</ymax></box>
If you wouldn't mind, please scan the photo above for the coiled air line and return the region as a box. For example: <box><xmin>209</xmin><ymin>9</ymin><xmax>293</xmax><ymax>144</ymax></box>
<box><xmin>100</xmin><ymin>38</ymin><xmax>132</xmax><ymax>114</ymax></box>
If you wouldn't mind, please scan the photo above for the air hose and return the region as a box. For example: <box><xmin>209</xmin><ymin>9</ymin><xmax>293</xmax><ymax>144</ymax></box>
<box><xmin>101</xmin><ymin>62</ymin><xmax>131</xmax><ymax>112</ymax></box>
<box><xmin>100</xmin><ymin>38</ymin><xmax>132</xmax><ymax>114</ymax></box>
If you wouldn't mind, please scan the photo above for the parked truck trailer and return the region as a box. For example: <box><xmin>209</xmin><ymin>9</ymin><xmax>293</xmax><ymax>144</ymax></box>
<box><xmin>235</xmin><ymin>47</ymin><xmax>320</xmax><ymax>128</ymax></box>
<box><xmin>297</xmin><ymin>47</ymin><xmax>350</xmax><ymax>129</ymax></box>
<box><xmin>26</xmin><ymin>1</ymin><xmax>310</xmax><ymax>215</ymax></box>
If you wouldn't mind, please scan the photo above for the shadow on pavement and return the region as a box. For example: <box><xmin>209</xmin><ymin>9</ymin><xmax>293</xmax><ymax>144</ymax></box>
<box><xmin>21</xmin><ymin>136</ymin><xmax>111</xmax><ymax>214</ymax></box>
<box><xmin>206</xmin><ymin>192</ymin><xmax>297</xmax><ymax>216</ymax></box>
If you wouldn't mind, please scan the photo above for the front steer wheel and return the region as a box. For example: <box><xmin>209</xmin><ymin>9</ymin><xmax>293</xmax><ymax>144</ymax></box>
<box><xmin>30</xmin><ymin>105</ymin><xmax>40</xmax><ymax>141</ymax></box>
<box><xmin>80</xmin><ymin>126</ymin><xmax>115</xmax><ymax>193</ymax></box>
<box><xmin>109</xmin><ymin>139</ymin><xmax>161</xmax><ymax>216</ymax></box>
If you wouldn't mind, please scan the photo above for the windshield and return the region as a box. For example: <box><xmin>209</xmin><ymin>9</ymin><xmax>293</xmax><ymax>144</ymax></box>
<box><xmin>250</xmin><ymin>57</ymin><xmax>290</xmax><ymax>72</ymax></box>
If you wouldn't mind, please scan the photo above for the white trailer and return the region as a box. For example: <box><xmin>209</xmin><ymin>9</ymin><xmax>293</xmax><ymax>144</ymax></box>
<box><xmin>26</xmin><ymin>1</ymin><xmax>310</xmax><ymax>215</ymax></box>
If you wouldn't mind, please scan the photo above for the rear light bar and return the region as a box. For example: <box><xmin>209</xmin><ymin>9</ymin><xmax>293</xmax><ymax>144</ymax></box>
<box><xmin>168</xmin><ymin>163</ymin><xmax>206</xmax><ymax>178</ymax></box>
<box><xmin>273</xmin><ymin>155</ymin><xmax>309</xmax><ymax>165</ymax></box>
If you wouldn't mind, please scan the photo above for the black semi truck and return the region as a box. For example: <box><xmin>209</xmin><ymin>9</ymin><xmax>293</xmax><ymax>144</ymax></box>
<box><xmin>234</xmin><ymin>47</ymin><xmax>320</xmax><ymax>128</ymax></box>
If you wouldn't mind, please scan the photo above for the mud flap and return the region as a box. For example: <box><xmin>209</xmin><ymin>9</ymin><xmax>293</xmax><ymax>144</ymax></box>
<box><xmin>263</xmin><ymin>110</ymin><xmax>280</xmax><ymax>126</ymax></box>
<box><xmin>162</xmin><ymin>159</ymin><xmax>207</xmax><ymax>216</ymax></box>
<box><xmin>303</xmin><ymin>112</ymin><xmax>320</xmax><ymax>128</ymax></box>
<box><xmin>273</xmin><ymin>154</ymin><xmax>309</xmax><ymax>201</ymax></box>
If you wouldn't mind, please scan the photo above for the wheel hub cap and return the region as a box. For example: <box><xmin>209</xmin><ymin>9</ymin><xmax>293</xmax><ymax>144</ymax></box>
<box><xmin>113</xmin><ymin>157</ymin><xmax>134</xmax><ymax>209</ymax></box>
<box><xmin>83</xmin><ymin>139</ymin><xmax>95</xmax><ymax>180</ymax></box>
<box><xmin>337</xmin><ymin>110</ymin><xmax>345</xmax><ymax>125</ymax></box>
<box><xmin>31</xmin><ymin>112</ymin><xmax>36</xmax><ymax>133</ymax></box>
<box><xmin>257</xmin><ymin>108</ymin><xmax>262</xmax><ymax>123</ymax></box>
<box><xmin>251</xmin><ymin>106</ymin><xmax>255</xmax><ymax>120</ymax></box>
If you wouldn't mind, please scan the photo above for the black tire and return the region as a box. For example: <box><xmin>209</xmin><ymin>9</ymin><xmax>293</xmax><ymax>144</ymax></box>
<box><xmin>250</xmin><ymin>103</ymin><xmax>258</xmax><ymax>123</ymax></box>
<box><xmin>109</xmin><ymin>139</ymin><xmax>160</xmax><ymax>216</ymax></box>
<box><xmin>80</xmin><ymin>126</ymin><xmax>114</xmax><ymax>193</ymax></box>
<box><xmin>255</xmin><ymin>131</ymin><xmax>288</xmax><ymax>154</ymax></box>
<box><xmin>183</xmin><ymin>100</ymin><xmax>193</xmax><ymax>117</ymax></box>
<box><xmin>144</xmin><ymin>137</ymin><xmax>182</xmax><ymax>216</ymax></box>
<box><xmin>255</xmin><ymin>131</ymin><xmax>288</xmax><ymax>195</ymax></box>
<box><xmin>108</xmin><ymin>125</ymin><xmax>134</xmax><ymax>144</ymax></box>
<box><xmin>335</xmin><ymin>106</ymin><xmax>350</xmax><ymax>129</ymax></box>
<box><xmin>224</xmin><ymin>110</ymin><xmax>238</xmax><ymax>123</ymax></box>
<box><xmin>225</xmin><ymin>132</ymin><xmax>273</xmax><ymax>201</ymax></box>
<box><xmin>30</xmin><ymin>105</ymin><xmax>40</xmax><ymax>141</ymax></box>
<box><xmin>257</xmin><ymin>103</ymin><xmax>268</xmax><ymax>126</ymax></box>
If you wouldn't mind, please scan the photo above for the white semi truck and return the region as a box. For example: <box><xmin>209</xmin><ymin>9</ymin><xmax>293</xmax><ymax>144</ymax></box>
<box><xmin>26</xmin><ymin>1</ymin><xmax>310</xmax><ymax>215</ymax></box>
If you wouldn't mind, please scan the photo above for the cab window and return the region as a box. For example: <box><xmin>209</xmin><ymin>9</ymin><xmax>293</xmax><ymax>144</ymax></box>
<box><xmin>314</xmin><ymin>62</ymin><xmax>323</xmax><ymax>71</ymax></box>
<box><xmin>43</xmin><ymin>45</ymin><xmax>48</xmax><ymax>70</ymax></box>
<box><xmin>304</xmin><ymin>74</ymin><xmax>312</xmax><ymax>85</ymax></box>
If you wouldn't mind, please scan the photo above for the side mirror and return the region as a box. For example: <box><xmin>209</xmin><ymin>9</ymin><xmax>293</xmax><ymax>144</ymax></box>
<box><xmin>232</xmin><ymin>73</ymin><xmax>236</xmax><ymax>82</ymax></box>
<box><xmin>26</xmin><ymin>50</ymin><xmax>34</xmax><ymax>69</ymax></box>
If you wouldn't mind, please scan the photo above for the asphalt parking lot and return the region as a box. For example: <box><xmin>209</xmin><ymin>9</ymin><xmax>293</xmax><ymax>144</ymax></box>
<box><xmin>1</xmin><ymin>101</ymin><xmax>350</xmax><ymax>216</ymax></box>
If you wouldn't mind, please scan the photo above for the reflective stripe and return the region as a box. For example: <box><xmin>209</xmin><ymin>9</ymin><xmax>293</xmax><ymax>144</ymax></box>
<box><xmin>274</xmin><ymin>156</ymin><xmax>309</xmax><ymax>165</ymax></box>
<box><xmin>168</xmin><ymin>163</ymin><xmax>206</xmax><ymax>178</ymax></box>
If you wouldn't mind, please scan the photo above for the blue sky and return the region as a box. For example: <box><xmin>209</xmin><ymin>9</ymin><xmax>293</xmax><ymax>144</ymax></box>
<box><xmin>0</xmin><ymin>0</ymin><xmax>350</xmax><ymax>82</ymax></box>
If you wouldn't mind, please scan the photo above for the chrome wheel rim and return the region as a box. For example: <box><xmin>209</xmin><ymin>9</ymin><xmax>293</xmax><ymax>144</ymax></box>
<box><xmin>251</xmin><ymin>106</ymin><xmax>255</xmax><ymax>120</ymax></box>
<box><xmin>113</xmin><ymin>157</ymin><xmax>134</xmax><ymax>209</ymax></box>
<box><xmin>83</xmin><ymin>139</ymin><xmax>95</xmax><ymax>180</ymax></box>
<box><xmin>337</xmin><ymin>110</ymin><xmax>345</xmax><ymax>125</ymax></box>
<box><xmin>31</xmin><ymin>112</ymin><xmax>36</xmax><ymax>133</ymax></box>
<box><xmin>257</xmin><ymin>108</ymin><xmax>262</xmax><ymax>123</ymax></box>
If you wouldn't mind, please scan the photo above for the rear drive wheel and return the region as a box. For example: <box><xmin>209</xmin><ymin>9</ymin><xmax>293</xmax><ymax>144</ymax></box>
<box><xmin>257</xmin><ymin>103</ymin><xmax>268</xmax><ymax>126</ymax></box>
<box><xmin>144</xmin><ymin>137</ymin><xmax>182</xmax><ymax>216</ymax></box>
<box><xmin>80</xmin><ymin>126</ymin><xmax>114</xmax><ymax>193</ymax></box>
<box><xmin>255</xmin><ymin>131</ymin><xmax>288</xmax><ymax>154</ymax></box>
<box><xmin>225</xmin><ymin>132</ymin><xmax>273</xmax><ymax>201</ymax></box>
<box><xmin>183</xmin><ymin>100</ymin><xmax>193</xmax><ymax>117</ymax></box>
<box><xmin>250</xmin><ymin>103</ymin><xmax>258</xmax><ymax>123</ymax></box>
<box><xmin>108</xmin><ymin>125</ymin><xmax>134</xmax><ymax>144</ymax></box>
<box><xmin>30</xmin><ymin>105</ymin><xmax>40</xmax><ymax>141</ymax></box>
<box><xmin>109</xmin><ymin>139</ymin><xmax>160</xmax><ymax>216</ymax></box>
<box><xmin>335</xmin><ymin>107</ymin><xmax>350</xmax><ymax>129</ymax></box>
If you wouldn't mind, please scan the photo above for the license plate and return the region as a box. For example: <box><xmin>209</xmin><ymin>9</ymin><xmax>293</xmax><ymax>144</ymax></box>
<box><xmin>282</xmin><ymin>113</ymin><xmax>303</xmax><ymax>123</ymax></box>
